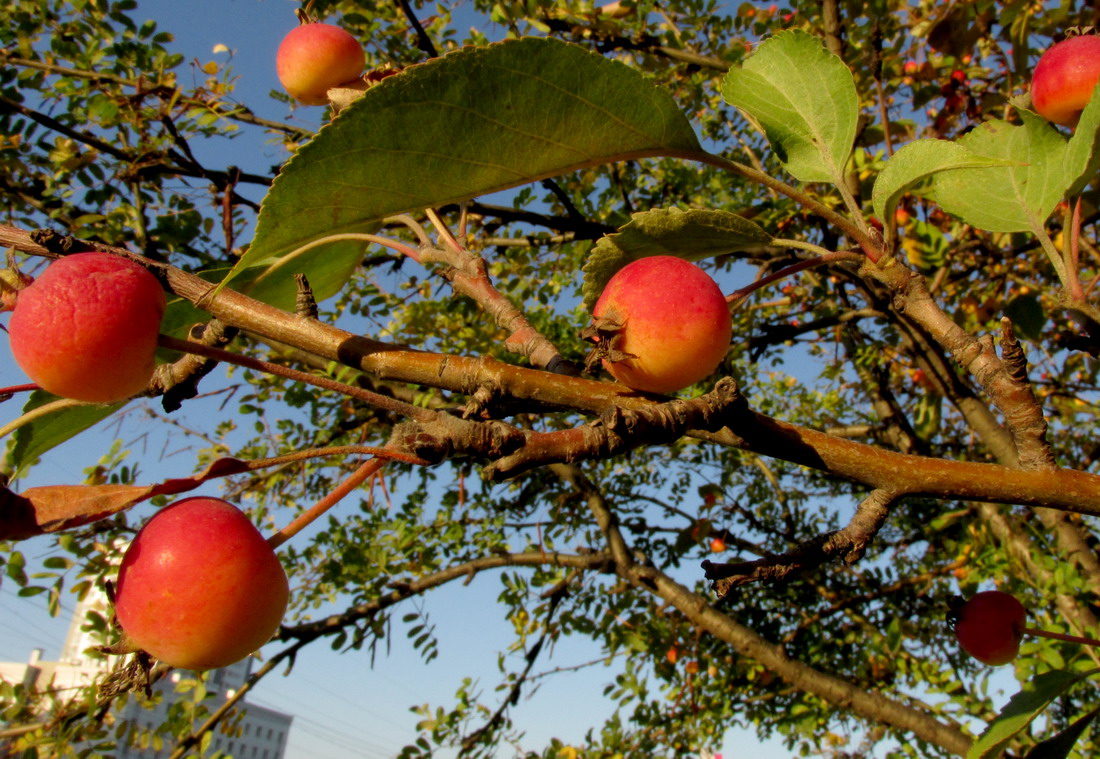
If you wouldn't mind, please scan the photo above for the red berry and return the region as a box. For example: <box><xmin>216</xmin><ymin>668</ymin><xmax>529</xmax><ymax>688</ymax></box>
<box><xmin>1031</xmin><ymin>34</ymin><xmax>1100</xmax><ymax>127</ymax></box>
<box><xmin>952</xmin><ymin>591</ymin><xmax>1027</xmax><ymax>666</ymax></box>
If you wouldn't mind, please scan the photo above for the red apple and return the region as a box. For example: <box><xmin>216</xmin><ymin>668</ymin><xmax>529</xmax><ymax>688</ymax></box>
<box><xmin>589</xmin><ymin>256</ymin><xmax>732</xmax><ymax>394</ymax></box>
<box><xmin>276</xmin><ymin>23</ymin><xmax>365</xmax><ymax>106</ymax></box>
<box><xmin>1031</xmin><ymin>34</ymin><xmax>1100</xmax><ymax>127</ymax></box>
<box><xmin>114</xmin><ymin>497</ymin><xmax>289</xmax><ymax>670</ymax></box>
<box><xmin>952</xmin><ymin>590</ymin><xmax>1026</xmax><ymax>666</ymax></box>
<box><xmin>7</xmin><ymin>252</ymin><xmax>165</xmax><ymax>403</ymax></box>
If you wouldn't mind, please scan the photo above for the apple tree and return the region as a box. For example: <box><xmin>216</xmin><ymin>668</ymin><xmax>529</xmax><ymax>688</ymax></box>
<box><xmin>3</xmin><ymin>0</ymin><xmax>1100</xmax><ymax>757</ymax></box>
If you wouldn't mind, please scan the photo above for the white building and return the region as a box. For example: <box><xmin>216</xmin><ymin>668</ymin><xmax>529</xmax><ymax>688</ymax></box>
<box><xmin>0</xmin><ymin>590</ymin><xmax>292</xmax><ymax>758</ymax></box>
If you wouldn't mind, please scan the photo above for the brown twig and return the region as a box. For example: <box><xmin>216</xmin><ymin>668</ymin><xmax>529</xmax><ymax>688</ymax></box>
<box><xmin>418</xmin><ymin>241</ymin><xmax>579</xmax><ymax>374</ymax></box>
<box><xmin>702</xmin><ymin>488</ymin><xmax>900</xmax><ymax>597</ymax></box>
<box><xmin>156</xmin><ymin>334</ymin><xmax>435</xmax><ymax>423</ymax></box>
<box><xmin>4</xmin><ymin>226</ymin><xmax>1100</xmax><ymax>519</ymax></box>
<box><xmin>483</xmin><ymin>377</ymin><xmax>745</xmax><ymax>479</ymax></box>
<box><xmin>267</xmin><ymin>457</ymin><xmax>388</xmax><ymax>549</ymax></box>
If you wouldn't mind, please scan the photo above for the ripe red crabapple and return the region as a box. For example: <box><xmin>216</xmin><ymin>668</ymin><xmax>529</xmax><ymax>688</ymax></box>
<box><xmin>114</xmin><ymin>497</ymin><xmax>290</xmax><ymax>670</ymax></box>
<box><xmin>7</xmin><ymin>252</ymin><xmax>166</xmax><ymax>403</ymax></box>
<box><xmin>588</xmin><ymin>256</ymin><xmax>732</xmax><ymax>394</ymax></box>
<box><xmin>951</xmin><ymin>590</ymin><xmax>1027</xmax><ymax>666</ymax></box>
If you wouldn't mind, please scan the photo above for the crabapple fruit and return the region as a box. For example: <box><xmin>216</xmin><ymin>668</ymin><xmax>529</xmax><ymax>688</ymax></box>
<box><xmin>7</xmin><ymin>252</ymin><xmax>166</xmax><ymax>403</ymax></box>
<box><xmin>1031</xmin><ymin>34</ymin><xmax>1100</xmax><ymax>127</ymax></box>
<box><xmin>114</xmin><ymin>497</ymin><xmax>290</xmax><ymax>671</ymax></box>
<box><xmin>951</xmin><ymin>590</ymin><xmax>1027</xmax><ymax>666</ymax></box>
<box><xmin>276</xmin><ymin>23</ymin><xmax>365</xmax><ymax>106</ymax></box>
<box><xmin>589</xmin><ymin>256</ymin><xmax>732</xmax><ymax>394</ymax></box>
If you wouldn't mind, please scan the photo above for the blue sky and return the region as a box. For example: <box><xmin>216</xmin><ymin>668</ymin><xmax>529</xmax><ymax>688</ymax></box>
<box><xmin>0</xmin><ymin>1</ymin><xmax>810</xmax><ymax>757</ymax></box>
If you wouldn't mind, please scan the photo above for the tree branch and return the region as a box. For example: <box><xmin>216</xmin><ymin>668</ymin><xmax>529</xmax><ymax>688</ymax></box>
<box><xmin>702</xmin><ymin>488</ymin><xmax>900</xmax><ymax>597</ymax></box>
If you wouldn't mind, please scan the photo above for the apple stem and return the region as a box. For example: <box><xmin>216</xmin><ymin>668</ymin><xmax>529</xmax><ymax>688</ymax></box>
<box><xmin>1063</xmin><ymin>196</ymin><xmax>1087</xmax><ymax>302</ymax></box>
<box><xmin>425</xmin><ymin>207</ymin><xmax>464</xmax><ymax>255</ymax></box>
<box><xmin>726</xmin><ymin>247</ymin><xmax>862</xmax><ymax>305</ymax></box>
<box><xmin>0</xmin><ymin>383</ymin><xmax>40</xmax><ymax>398</ymax></box>
<box><xmin>1023</xmin><ymin>626</ymin><xmax>1100</xmax><ymax>648</ymax></box>
<box><xmin>276</xmin><ymin>230</ymin><xmax>423</xmax><ymax>265</ymax></box>
<box><xmin>267</xmin><ymin>456</ymin><xmax>387</xmax><ymax>549</ymax></box>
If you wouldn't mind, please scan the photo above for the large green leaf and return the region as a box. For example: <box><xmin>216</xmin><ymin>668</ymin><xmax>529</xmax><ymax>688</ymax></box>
<box><xmin>228</xmin><ymin>37</ymin><xmax>702</xmax><ymax>288</ymax></box>
<box><xmin>722</xmin><ymin>30</ymin><xmax>858</xmax><ymax>184</ymax></box>
<box><xmin>239</xmin><ymin>238</ymin><xmax>367</xmax><ymax>311</ymax></box>
<box><xmin>1062</xmin><ymin>78</ymin><xmax>1100</xmax><ymax>196</ymax></box>
<box><xmin>1024</xmin><ymin>706</ymin><xmax>1100</xmax><ymax>759</ymax></box>
<box><xmin>871</xmin><ymin>139</ymin><xmax>1018</xmax><ymax>228</ymax></box>
<box><xmin>932</xmin><ymin>112</ymin><xmax>1074</xmax><ymax>233</ymax></box>
<box><xmin>580</xmin><ymin>207</ymin><xmax>771</xmax><ymax>309</ymax></box>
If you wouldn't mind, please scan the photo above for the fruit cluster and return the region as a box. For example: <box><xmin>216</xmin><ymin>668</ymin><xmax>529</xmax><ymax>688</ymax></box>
<box><xmin>3</xmin><ymin>253</ymin><xmax>286</xmax><ymax>670</ymax></box>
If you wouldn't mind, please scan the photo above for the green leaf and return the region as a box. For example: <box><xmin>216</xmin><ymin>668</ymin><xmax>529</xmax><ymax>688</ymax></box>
<box><xmin>722</xmin><ymin>30</ymin><xmax>857</xmax><ymax>183</ymax></box>
<box><xmin>1024</xmin><ymin>706</ymin><xmax>1100</xmax><ymax>759</ymax></box>
<box><xmin>580</xmin><ymin>207</ymin><xmax>771</xmax><ymax>309</ymax></box>
<box><xmin>227</xmin><ymin>37</ymin><xmax>701</xmax><ymax>289</ymax></box>
<box><xmin>967</xmin><ymin>669</ymin><xmax>1096</xmax><ymax>759</ymax></box>
<box><xmin>932</xmin><ymin>112</ymin><xmax>1071</xmax><ymax>233</ymax></box>
<box><xmin>8</xmin><ymin>392</ymin><xmax>123</xmax><ymax>479</ymax></box>
<box><xmin>871</xmin><ymin>139</ymin><xmax>1019</xmax><ymax>227</ymax></box>
<box><xmin>239</xmin><ymin>238</ymin><xmax>367</xmax><ymax>311</ymax></box>
<box><xmin>1004</xmin><ymin>294</ymin><xmax>1047</xmax><ymax>342</ymax></box>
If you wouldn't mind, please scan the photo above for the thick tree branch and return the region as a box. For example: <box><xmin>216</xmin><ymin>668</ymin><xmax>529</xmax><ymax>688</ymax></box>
<box><xmin>4</xmin><ymin>226</ymin><xmax>1100</xmax><ymax>522</ymax></box>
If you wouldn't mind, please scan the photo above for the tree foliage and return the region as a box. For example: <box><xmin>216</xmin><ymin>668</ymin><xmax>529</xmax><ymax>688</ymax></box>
<box><xmin>3</xmin><ymin>0</ymin><xmax>1100</xmax><ymax>757</ymax></box>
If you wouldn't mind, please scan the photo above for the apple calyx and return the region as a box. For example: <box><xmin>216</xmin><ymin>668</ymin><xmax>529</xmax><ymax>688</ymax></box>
<box><xmin>581</xmin><ymin>313</ymin><xmax>638</xmax><ymax>371</ymax></box>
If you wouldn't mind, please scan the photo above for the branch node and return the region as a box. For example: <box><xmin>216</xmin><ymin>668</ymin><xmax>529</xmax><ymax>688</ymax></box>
<box><xmin>293</xmin><ymin>273</ymin><xmax>319</xmax><ymax>319</ymax></box>
<box><xmin>999</xmin><ymin>317</ymin><xmax>1028</xmax><ymax>384</ymax></box>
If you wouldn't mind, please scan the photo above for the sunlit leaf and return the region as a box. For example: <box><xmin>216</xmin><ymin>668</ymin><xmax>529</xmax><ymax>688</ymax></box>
<box><xmin>228</xmin><ymin>37</ymin><xmax>702</xmax><ymax>289</ymax></box>
<box><xmin>722</xmin><ymin>30</ymin><xmax>857</xmax><ymax>183</ymax></box>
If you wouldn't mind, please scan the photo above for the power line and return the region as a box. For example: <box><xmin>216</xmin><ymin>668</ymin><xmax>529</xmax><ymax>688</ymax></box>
<box><xmin>250</xmin><ymin>695</ymin><xmax>405</xmax><ymax>759</ymax></box>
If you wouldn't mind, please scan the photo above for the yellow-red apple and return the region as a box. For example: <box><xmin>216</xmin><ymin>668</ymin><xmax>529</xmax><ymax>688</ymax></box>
<box><xmin>1031</xmin><ymin>34</ymin><xmax>1100</xmax><ymax>127</ymax></box>
<box><xmin>589</xmin><ymin>256</ymin><xmax>732</xmax><ymax>394</ymax></box>
<box><xmin>276</xmin><ymin>23</ymin><xmax>365</xmax><ymax>106</ymax></box>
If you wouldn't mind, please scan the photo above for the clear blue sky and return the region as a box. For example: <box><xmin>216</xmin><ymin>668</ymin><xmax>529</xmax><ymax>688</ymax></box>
<box><xmin>0</xmin><ymin>1</ymin><xmax>812</xmax><ymax>757</ymax></box>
